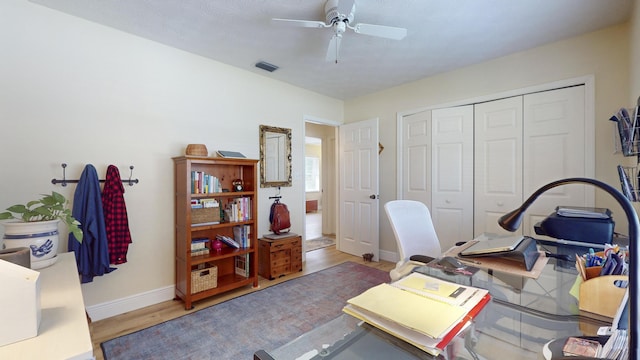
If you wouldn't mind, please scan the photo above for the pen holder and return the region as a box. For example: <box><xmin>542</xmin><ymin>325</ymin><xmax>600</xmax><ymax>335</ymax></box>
<box><xmin>585</xmin><ymin>265</ymin><xmax>603</xmax><ymax>280</ymax></box>
<box><xmin>578</xmin><ymin>275</ymin><xmax>627</xmax><ymax>318</ymax></box>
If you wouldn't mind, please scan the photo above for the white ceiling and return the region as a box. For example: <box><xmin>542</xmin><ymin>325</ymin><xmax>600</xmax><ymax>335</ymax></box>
<box><xmin>29</xmin><ymin>0</ymin><xmax>633</xmax><ymax>100</ymax></box>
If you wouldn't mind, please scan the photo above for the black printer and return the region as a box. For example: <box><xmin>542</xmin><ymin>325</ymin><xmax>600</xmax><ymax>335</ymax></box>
<box><xmin>534</xmin><ymin>206</ymin><xmax>615</xmax><ymax>245</ymax></box>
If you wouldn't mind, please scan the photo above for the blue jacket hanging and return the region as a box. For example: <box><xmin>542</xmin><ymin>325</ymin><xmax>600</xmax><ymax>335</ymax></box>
<box><xmin>68</xmin><ymin>164</ymin><xmax>115</xmax><ymax>283</ymax></box>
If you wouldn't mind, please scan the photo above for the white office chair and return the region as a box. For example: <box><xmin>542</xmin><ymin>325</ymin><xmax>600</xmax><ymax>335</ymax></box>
<box><xmin>384</xmin><ymin>200</ymin><xmax>442</xmax><ymax>281</ymax></box>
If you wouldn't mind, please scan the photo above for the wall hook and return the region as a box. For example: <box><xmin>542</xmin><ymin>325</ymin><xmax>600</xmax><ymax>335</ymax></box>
<box><xmin>127</xmin><ymin>166</ymin><xmax>139</xmax><ymax>186</ymax></box>
<box><xmin>269</xmin><ymin>186</ymin><xmax>282</xmax><ymax>201</ymax></box>
<box><xmin>51</xmin><ymin>163</ymin><xmax>69</xmax><ymax>186</ymax></box>
<box><xmin>51</xmin><ymin>163</ymin><xmax>139</xmax><ymax>187</ymax></box>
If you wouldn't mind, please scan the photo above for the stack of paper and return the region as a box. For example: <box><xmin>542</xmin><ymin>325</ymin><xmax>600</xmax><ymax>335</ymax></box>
<box><xmin>343</xmin><ymin>272</ymin><xmax>491</xmax><ymax>356</ymax></box>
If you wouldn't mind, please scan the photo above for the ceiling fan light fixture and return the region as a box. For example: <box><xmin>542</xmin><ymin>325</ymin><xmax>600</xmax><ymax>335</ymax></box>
<box><xmin>255</xmin><ymin>61</ymin><xmax>279</xmax><ymax>72</ymax></box>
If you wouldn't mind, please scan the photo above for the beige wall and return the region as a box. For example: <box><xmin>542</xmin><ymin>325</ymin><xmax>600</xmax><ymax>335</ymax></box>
<box><xmin>345</xmin><ymin>24</ymin><xmax>632</xmax><ymax>255</ymax></box>
<box><xmin>632</xmin><ymin>0</ymin><xmax>640</xmax><ymax>101</ymax></box>
<box><xmin>0</xmin><ymin>0</ymin><xmax>343</xmax><ymax>315</ymax></box>
<box><xmin>2</xmin><ymin>0</ymin><xmax>637</xmax><ymax>319</ymax></box>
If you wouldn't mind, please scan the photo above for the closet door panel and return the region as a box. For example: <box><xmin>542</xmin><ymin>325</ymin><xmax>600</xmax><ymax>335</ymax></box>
<box><xmin>474</xmin><ymin>96</ymin><xmax>523</xmax><ymax>236</ymax></box>
<box><xmin>402</xmin><ymin>111</ymin><xmax>431</xmax><ymax>206</ymax></box>
<box><xmin>523</xmin><ymin>86</ymin><xmax>587</xmax><ymax>233</ymax></box>
<box><xmin>431</xmin><ymin>106</ymin><xmax>474</xmax><ymax>249</ymax></box>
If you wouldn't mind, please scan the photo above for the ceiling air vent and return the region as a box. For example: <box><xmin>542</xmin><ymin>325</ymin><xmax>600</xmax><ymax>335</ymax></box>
<box><xmin>255</xmin><ymin>61</ymin><xmax>279</xmax><ymax>72</ymax></box>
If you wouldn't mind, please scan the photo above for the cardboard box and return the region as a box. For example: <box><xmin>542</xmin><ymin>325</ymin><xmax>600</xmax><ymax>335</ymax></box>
<box><xmin>0</xmin><ymin>259</ymin><xmax>41</xmax><ymax>346</ymax></box>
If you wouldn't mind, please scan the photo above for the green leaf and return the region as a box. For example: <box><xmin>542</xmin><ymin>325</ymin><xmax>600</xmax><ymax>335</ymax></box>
<box><xmin>70</xmin><ymin>225</ymin><xmax>83</xmax><ymax>243</ymax></box>
<box><xmin>6</xmin><ymin>204</ymin><xmax>27</xmax><ymax>214</ymax></box>
<box><xmin>51</xmin><ymin>191</ymin><xmax>65</xmax><ymax>203</ymax></box>
<box><xmin>0</xmin><ymin>212</ymin><xmax>14</xmax><ymax>220</ymax></box>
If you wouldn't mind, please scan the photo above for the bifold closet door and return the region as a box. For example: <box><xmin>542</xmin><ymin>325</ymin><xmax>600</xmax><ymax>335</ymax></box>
<box><xmin>474</xmin><ymin>86</ymin><xmax>587</xmax><ymax>237</ymax></box>
<box><xmin>521</xmin><ymin>86</ymin><xmax>587</xmax><ymax>233</ymax></box>
<box><xmin>431</xmin><ymin>106</ymin><xmax>474</xmax><ymax>250</ymax></box>
<box><xmin>474</xmin><ymin>96</ymin><xmax>524</xmax><ymax>236</ymax></box>
<box><xmin>401</xmin><ymin>110</ymin><xmax>432</xmax><ymax>207</ymax></box>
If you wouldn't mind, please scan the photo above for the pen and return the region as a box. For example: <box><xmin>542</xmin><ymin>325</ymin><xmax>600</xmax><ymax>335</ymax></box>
<box><xmin>456</xmin><ymin>257</ymin><xmax>481</xmax><ymax>265</ymax></box>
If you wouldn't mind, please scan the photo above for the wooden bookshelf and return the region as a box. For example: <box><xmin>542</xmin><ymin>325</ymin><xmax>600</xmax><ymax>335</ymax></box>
<box><xmin>173</xmin><ymin>156</ymin><xmax>259</xmax><ymax>310</ymax></box>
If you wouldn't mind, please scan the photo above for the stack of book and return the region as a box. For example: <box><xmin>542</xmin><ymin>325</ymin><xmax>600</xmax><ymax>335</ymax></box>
<box><xmin>191</xmin><ymin>171</ymin><xmax>222</xmax><ymax>194</ymax></box>
<box><xmin>343</xmin><ymin>272</ymin><xmax>491</xmax><ymax>356</ymax></box>
<box><xmin>191</xmin><ymin>237</ymin><xmax>210</xmax><ymax>257</ymax></box>
<box><xmin>233</xmin><ymin>225</ymin><xmax>251</xmax><ymax>248</ymax></box>
<box><xmin>225</xmin><ymin>197</ymin><xmax>251</xmax><ymax>222</ymax></box>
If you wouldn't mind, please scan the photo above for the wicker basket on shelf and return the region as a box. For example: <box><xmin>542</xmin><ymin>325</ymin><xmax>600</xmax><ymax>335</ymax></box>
<box><xmin>185</xmin><ymin>144</ymin><xmax>208</xmax><ymax>157</ymax></box>
<box><xmin>191</xmin><ymin>207</ymin><xmax>221</xmax><ymax>224</ymax></box>
<box><xmin>191</xmin><ymin>265</ymin><xmax>217</xmax><ymax>293</ymax></box>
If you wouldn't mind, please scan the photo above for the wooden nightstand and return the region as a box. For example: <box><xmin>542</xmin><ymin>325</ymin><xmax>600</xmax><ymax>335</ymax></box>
<box><xmin>258</xmin><ymin>235</ymin><xmax>302</xmax><ymax>280</ymax></box>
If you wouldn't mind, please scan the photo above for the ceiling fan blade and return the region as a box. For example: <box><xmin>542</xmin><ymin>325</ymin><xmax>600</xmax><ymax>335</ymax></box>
<box><xmin>351</xmin><ymin>23</ymin><xmax>407</xmax><ymax>40</ymax></box>
<box><xmin>325</xmin><ymin>34</ymin><xmax>342</xmax><ymax>63</ymax></box>
<box><xmin>335</xmin><ymin>0</ymin><xmax>356</xmax><ymax>19</ymax></box>
<box><xmin>271</xmin><ymin>18</ymin><xmax>329</xmax><ymax>29</ymax></box>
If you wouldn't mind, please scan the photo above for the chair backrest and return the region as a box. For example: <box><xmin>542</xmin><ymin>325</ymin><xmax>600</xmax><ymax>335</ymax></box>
<box><xmin>384</xmin><ymin>200</ymin><xmax>442</xmax><ymax>261</ymax></box>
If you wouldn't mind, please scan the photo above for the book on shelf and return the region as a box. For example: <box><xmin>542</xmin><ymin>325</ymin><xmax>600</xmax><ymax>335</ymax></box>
<box><xmin>191</xmin><ymin>171</ymin><xmax>222</xmax><ymax>194</ymax></box>
<box><xmin>234</xmin><ymin>254</ymin><xmax>249</xmax><ymax>277</ymax></box>
<box><xmin>225</xmin><ymin>197</ymin><xmax>251</xmax><ymax>222</ymax></box>
<box><xmin>191</xmin><ymin>248</ymin><xmax>210</xmax><ymax>257</ymax></box>
<box><xmin>343</xmin><ymin>272</ymin><xmax>490</xmax><ymax>356</ymax></box>
<box><xmin>216</xmin><ymin>234</ymin><xmax>240</xmax><ymax>249</ymax></box>
<box><xmin>217</xmin><ymin>150</ymin><xmax>246</xmax><ymax>158</ymax></box>
<box><xmin>191</xmin><ymin>237</ymin><xmax>209</xmax><ymax>250</ymax></box>
<box><xmin>233</xmin><ymin>225</ymin><xmax>251</xmax><ymax>248</ymax></box>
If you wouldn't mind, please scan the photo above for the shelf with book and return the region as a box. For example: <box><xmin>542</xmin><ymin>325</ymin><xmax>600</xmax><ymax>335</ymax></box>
<box><xmin>173</xmin><ymin>156</ymin><xmax>259</xmax><ymax>310</ymax></box>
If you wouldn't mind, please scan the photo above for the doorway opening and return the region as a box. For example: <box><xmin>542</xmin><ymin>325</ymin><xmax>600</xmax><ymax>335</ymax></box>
<box><xmin>304</xmin><ymin>122</ymin><xmax>337</xmax><ymax>252</ymax></box>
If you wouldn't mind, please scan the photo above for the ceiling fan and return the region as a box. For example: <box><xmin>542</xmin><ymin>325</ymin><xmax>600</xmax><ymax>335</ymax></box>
<box><xmin>272</xmin><ymin>0</ymin><xmax>407</xmax><ymax>63</ymax></box>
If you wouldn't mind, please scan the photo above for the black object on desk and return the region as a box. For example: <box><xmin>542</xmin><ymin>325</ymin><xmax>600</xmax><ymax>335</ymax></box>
<box><xmin>458</xmin><ymin>236</ymin><xmax>540</xmax><ymax>271</ymax></box>
<box><xmin>535</xmin><ymin>207</ymin><xmax>614</xmax><ymax>245</ymax></box>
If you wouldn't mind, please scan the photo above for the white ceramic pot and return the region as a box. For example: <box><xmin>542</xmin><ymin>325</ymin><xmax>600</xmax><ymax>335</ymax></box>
<box><xmin>1</xmin><ymin>219</ymin><xmax>60</xmax><ymax>269</ymax></box>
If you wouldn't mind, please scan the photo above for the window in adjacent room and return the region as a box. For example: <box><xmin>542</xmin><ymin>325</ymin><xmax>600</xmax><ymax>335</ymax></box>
<box><xmin>305</xmin><ymin>156</ymin><xmax>320</xmax><ymax>192</ymax></box>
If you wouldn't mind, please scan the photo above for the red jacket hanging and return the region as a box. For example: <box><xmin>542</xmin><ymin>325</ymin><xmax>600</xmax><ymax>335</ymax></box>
<box><xmin>102</xmin><ymin>165</ymin><xmax>132</xmax><ymax>264</ymax></box>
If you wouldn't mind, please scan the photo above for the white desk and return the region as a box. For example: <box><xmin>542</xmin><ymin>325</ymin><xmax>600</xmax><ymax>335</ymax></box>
<box><xmin>0</xmin><ymin>252</ymin><xmax>94</xmax><ymax>360</ymax></box>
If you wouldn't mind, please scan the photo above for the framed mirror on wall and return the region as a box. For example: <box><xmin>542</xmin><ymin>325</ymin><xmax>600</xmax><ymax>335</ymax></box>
<box><xmin>259</xmin><ymin>125</ymin><xmax>292</xmax><ymax>188</ymax></box>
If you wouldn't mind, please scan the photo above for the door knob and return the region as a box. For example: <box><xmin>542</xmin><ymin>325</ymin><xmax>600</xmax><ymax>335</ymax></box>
<box><xmin>369</xmin><ymin>194</ymin><xmax>379</xmax><ymax>199</ymax></box>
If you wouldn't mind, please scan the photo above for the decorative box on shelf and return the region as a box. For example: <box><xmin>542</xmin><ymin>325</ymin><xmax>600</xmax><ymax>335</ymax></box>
<box><xmin>191</xmin><ymin>264</ymin><xmax>217</xmax><ymax>294</ymax></box>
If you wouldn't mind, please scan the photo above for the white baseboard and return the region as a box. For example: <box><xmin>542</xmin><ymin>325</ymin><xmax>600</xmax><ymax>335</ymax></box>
<box><xmin>379</xmin><ymin>249</ymin><xmax>398</xmax><ymax>263</ymax></box>
<box><xmin>88</xmin><ymin>250</ymin><xmax>399</xmax><ymax>322</ymax></box>
<box><xmin>86</xmin><ymin>285</ymin><xmax>174</xmax><ymax>322</ymax></box>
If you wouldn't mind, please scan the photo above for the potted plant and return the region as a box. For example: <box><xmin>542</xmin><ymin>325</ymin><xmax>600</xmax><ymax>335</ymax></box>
<box><xmin>0</xmin><ymin>191</ymin><xmax>83</xmax><ymax>269</ymax></box>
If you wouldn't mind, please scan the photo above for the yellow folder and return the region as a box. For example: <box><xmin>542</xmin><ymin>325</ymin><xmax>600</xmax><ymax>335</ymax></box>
<box><xmin>346</xmin><ymin>283</ymin><xmax>466</xmax><ymax>339</ymax></box>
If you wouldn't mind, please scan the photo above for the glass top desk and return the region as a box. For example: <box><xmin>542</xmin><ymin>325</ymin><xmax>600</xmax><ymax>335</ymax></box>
<box><xmin>254</xmin><ymin>241</ymin><xmax>618</xmax><ymax>360</ymax></box>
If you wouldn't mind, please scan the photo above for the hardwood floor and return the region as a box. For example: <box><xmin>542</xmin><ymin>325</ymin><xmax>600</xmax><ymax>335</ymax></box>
<box><xmin>89</xmin><ymin>246</ymin><xmax>394</xmax><ymax>360</ymax></box>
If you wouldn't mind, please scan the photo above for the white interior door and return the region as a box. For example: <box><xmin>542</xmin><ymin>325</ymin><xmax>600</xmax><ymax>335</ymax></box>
<box><xmin>338</xmin><ymin>118</ymin><xmax>379</xmax><ymax>259</ymax></box>
<box><xmin>431</xmin><ymin>106</ymin><xmax>474</xmax><ymax>250</ymax></box>
<box><xmin>474</xmin><ymin>96</ymin><xmax>524</xmax><ymax>236</ymax></box>
<box><xmin>401</xmin><ymin>110</ymin><xmax>432</xmax><ymax>206</ymax></box>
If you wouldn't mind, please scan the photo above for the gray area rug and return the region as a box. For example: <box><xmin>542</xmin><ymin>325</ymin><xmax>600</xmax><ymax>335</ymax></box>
<box><xmin>305</xmin><ymin>236</ymin><xmax>336</xmax><ymax>251</ymax></box>
<box><xmin>101</xmin><ymin>261</ymin><xmax>389</xmax><ymax>359</ymax></box>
